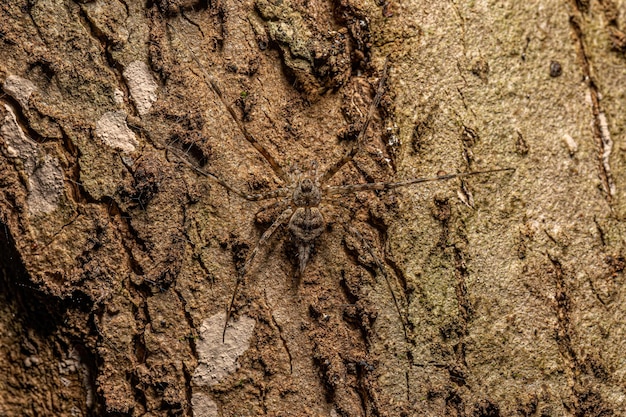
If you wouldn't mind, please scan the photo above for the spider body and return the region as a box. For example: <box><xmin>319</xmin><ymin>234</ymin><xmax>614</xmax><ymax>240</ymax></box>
<box><xmin>287</xmin><ymin>169</ymin><xmax>325</xmax><ymax>274</ymax></box>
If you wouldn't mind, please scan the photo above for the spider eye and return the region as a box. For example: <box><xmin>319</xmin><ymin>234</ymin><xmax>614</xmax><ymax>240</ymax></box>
<box><xmin>301</xmin><ymin>179</ymin><xmax>313</xmax><ymax>192</ymax></box>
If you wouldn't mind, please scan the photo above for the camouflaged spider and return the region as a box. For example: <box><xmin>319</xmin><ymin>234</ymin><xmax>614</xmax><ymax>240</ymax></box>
<box><xmin>165</xmin><ymin>23</ymin><xmax>512</xmax><ymax>341</ymax></box>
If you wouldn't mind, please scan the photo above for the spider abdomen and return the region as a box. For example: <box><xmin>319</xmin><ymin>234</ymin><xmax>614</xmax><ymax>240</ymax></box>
<box><xmin>288</xmin><ymin>207</ymin><xmax>324</xmax><ymax>243</ymax></box>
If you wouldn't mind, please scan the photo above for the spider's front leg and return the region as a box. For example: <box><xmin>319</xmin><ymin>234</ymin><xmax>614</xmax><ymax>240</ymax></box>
<box><xmin>166</xmin><ymin>18</ymin><xmax>290</xmax><ymax>185</ymax></box>
<box><xmin>323</xmin><ymin>167</ymin><xmax>515</xmax><ymax>196</ymax></box>
<box><xmin>319</xmin><ymin>60</ymin><xmax>389</xmax><ymax>185</ymax></box>
<box><xmin>165</xmin><ymin>140</ymin><xmax>290</xmax><ymax>202</ymax></box>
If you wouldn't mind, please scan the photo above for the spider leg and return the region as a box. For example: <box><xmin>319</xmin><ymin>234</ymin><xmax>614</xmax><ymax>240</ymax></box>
<box><xmin>166</xmin><ymin>19</ymin><xmax>290</xmax><ymax>184</ymax></box>
<box><xmin>319</xmin><ymin>60</ymin><xmax>389</xmax><ymax>185</ymax></box>
<box><xmin>321</xmin><ymin>195</ymin><xmax>356</xmax><ymax>212</ymax></box>
<box><xmin>223</xmin><ymin>207</ymin><xmax>294</xmax><ymax>341</ymax></box>
<box><xmin>255</xmin><ymin>197</ymin><xmax>290</xmax><ymax>221</ymax></box>
<box><xmin>322</xmin><ymin>200</ymin><xmax>408</xmax><ymax>340</ymax></box>
<box><xmin>333</xmin><ymin>219</ymin><xmax>409</xmax><ymax>341</ymax></box>
<box><xmin>324</xmin><ymin>167</ymin><xmax>515</xmax><ymax>195</ymax></box>
<box><xmin>165</xmin><ymin>143</ymin><xmax>289</xmax><ymax>202</ymax></box>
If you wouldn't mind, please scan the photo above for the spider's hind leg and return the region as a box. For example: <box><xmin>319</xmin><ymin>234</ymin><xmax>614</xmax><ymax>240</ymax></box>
<box><xmin>341</xmin><ymin>223</ymin><xmax>409</xmax><ymax>342</ymax></box>
<box><xmin>223</xmin><ymin>207</ymin><xmax>294</xmax><ymax>341</ymax></box>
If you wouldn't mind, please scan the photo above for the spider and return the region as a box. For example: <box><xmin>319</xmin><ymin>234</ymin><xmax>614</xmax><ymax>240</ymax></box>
<box><xmin>164</xmin><ymin>21</ymin><xmax>513</xmax><ymax>341</ymax></box>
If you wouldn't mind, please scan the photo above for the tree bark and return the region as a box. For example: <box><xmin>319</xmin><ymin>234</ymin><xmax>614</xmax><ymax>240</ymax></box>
<box><xmin>0</xmin><ymin>0</ymin><xmax>624</xmax><ymax>416</ymax></box>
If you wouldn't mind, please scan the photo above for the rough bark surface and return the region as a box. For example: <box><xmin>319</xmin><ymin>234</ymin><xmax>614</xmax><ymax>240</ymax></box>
<box><xmin>0</xmin><ymin>0</ymin><xmax>625</xmax><ymax>416</ymax></box>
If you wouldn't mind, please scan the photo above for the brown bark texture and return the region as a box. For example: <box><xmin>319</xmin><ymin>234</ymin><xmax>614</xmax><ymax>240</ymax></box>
<box><xmin>0</xmin><ymin>0</ymin><xmax>625</xmax><ymax>416</ymax></box>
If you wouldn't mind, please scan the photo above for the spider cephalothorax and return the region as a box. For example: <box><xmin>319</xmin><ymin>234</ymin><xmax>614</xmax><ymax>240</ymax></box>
<box><xmin>292</xmin><ymin>177</ymin><xmax>322</xmax><ymax>207</ymax></box>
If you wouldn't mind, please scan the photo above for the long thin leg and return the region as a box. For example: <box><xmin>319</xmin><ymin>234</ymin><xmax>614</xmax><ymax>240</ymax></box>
<box><xmin>319</xmin><ymin>60</ymin><xmax>389</xmax><ymax>185</ymax></box>
<box><xmin>166</xmin><ymin>19</ymin><xmax>290</xmax><ymax>184</ymax></box>
<box><xmin>339</xmin><ymin>222</ymin><xmax>409</xmax><ymax>341</ymax></box>
<box><xmin>166</xmin><ymin>143</ymin><xmax>289</xmax><ymax>201</ymax></box>
<box><xmin>255</xmin><ymin>197</ymin><xmax>290</xmax><ymax>222</ymax></box>
<box><xmin>324</xmin><ymin>167</ymin><xmax>515</xmax><ymax>196</ymax></box>
<box><xmin>223</xmin><ymin>207</ymin><xmax>294</xmax><ymax>341</ymax></box>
